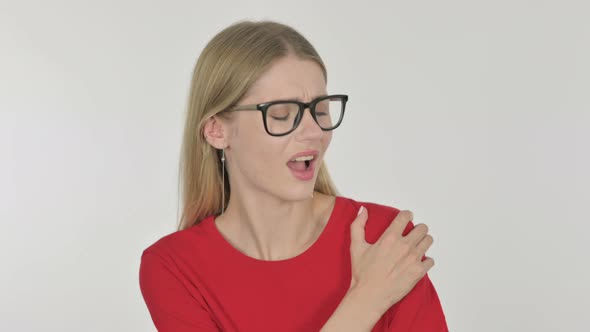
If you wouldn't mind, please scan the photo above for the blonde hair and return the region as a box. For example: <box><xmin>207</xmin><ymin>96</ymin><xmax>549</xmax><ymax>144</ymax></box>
<box><xmin>177</xmin><ymin>20</ymin><xmax>340</xmax><ymax>231</ymax></box>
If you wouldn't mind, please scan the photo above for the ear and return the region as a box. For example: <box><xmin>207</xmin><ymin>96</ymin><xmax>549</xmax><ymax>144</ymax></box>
<box><xmin>203</xmin><ymin>114</ymin><xmax>229</xmax><ymax>149</ymax></box>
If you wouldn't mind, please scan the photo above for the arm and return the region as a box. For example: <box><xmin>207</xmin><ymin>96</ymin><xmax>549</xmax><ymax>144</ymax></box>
<box><xmin>139</xmin><ymin>250</ymin><xmax>220</xmax><ymax>331</ymax></box>
<box><xmin>325</xmin><ymin>204</ymin><xmax>447</xmax><ymax>332</ymax></box>
<box><xmin>320</xmin><ymin>275</ymin><xmax>448</xmax><ymax>332</ymax></box>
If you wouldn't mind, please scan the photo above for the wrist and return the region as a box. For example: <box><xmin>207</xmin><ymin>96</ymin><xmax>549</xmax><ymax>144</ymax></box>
<box><xmin>343</xmin><ymin>284</ymin><xmax>387</xmax><ymax>327</ymax></box>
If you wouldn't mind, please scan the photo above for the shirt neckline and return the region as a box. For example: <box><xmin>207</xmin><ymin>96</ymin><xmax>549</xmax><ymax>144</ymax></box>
<box><xmin>206</xmin><ymin>195</ymin><xmax>343</xmax><ymax>266</ymax></box>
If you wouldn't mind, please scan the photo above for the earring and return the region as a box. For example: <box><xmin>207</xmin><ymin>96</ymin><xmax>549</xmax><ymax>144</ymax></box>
<box><xmin>221</xmin><ymin>146</ymin><xmax>226</xmax><ymax>216</ymax></box>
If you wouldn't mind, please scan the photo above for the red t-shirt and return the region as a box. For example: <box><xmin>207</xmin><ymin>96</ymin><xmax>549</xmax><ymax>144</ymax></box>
<box><xmin>139</xmin><ymin>195</ymin><xmax>448</xmax><ymax>331</ymax></box>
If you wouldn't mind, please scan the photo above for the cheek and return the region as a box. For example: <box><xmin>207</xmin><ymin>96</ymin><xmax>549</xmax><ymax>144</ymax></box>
<box><xmin>232</xmin><ymin>119</ymin><xmax>287</xmax><ymax>176</ymax></box>
<box><xmin>240</xmin><ymin>142</ymin><xmax>289</xmax><ymax>187</ymax></box>
<box><xmin>322</xmin><ymin>132</ymin><xmax>333</xmax><ymax>150</ymax></box>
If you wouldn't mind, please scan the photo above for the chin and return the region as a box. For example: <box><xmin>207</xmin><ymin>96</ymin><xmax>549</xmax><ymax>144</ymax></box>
<box><xmin>278</xmin><ymin>185</ymin><xmax>316</xmax><ymax>202</ymax></box>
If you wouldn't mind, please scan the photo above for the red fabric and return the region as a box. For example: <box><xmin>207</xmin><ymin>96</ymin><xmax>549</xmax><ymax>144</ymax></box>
<box><xmin>139</xmin><ymin>196</ymin><xmax>448</xmax><ymax>331</ymax></box>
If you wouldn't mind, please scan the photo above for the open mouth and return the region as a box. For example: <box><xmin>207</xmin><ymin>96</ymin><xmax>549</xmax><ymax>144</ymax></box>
<box><xmin>286</xmin><ymin>154</ymin><xmax>317</xmax><ymax>180</ymax></box>
<box><xmin>287</xmin><ymin>156</ymin><xmax>315</xmax><ymax>171</ymax></box>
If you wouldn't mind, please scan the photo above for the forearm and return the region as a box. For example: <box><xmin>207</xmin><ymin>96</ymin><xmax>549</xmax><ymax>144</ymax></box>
<box><xmin>320</xmin><ymin>286</ymin><xmax>384</xmax><ymax>332</ymax></box>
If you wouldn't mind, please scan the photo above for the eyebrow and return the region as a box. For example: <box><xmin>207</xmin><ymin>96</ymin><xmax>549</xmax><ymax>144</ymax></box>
<box><xmin>282</xmin><ymin>94</ymin><xmax>328</xmax><ymax>102</ymax></box>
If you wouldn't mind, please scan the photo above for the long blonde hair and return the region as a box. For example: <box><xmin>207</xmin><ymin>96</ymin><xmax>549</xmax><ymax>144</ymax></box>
<box><xmin>177</xmin><ymin>20</ymin><xmax>340</xmax><ymax>231</ymax></box>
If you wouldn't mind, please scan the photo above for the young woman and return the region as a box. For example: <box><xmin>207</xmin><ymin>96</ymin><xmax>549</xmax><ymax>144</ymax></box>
<box><xmin>139</xmin><ymin>20</ymin><xmax>448</xmax><ymax>332</ymax></box>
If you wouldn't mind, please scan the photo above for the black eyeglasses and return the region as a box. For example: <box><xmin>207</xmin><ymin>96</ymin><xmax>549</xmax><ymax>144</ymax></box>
<box><xmin>225</xmin><ymin>94</ymin><xmax>348</xmax><ymax>136</ymax></box>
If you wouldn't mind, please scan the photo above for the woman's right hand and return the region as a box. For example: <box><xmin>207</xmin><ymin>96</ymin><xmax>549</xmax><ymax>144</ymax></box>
<box><xmin>348</xmin><ymin>206</ymin><xmax>435</xmax><ymax>315</ymax></box>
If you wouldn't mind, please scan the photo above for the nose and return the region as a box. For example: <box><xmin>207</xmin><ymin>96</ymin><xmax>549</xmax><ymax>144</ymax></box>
<box><xmin>294</xmin><ymin>107</ymin><xmax>323</xmax><ymax>140</ymax></box>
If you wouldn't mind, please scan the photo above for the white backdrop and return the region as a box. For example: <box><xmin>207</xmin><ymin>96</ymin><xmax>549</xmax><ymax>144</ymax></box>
<box><xmin>1</xmin><ymin>0</ymin><xmax>589</xmax><ymax>331</ymax></box>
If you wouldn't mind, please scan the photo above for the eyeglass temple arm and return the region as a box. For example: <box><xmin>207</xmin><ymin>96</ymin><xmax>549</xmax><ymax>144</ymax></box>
<box><xmin>228</xmin><ymin>104</ymin><xmax>259</xmax><ymax>111</ymax></box>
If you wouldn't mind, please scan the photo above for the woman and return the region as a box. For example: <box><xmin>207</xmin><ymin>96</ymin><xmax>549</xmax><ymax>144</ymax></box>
<box><xmin>139</xmin><ymin>20</ymin><xmax>448</xmax><ymax>331</ymax></box>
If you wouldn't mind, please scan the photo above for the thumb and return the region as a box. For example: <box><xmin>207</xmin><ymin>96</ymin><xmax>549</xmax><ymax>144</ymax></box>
<box><xmin>351</xmin><ymin>206</ymin><xmax>369</xmax><ymax>248</ymax></box>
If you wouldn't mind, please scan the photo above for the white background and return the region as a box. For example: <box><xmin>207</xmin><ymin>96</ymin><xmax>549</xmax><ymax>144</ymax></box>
<box><xmin>1</xmin><ymin>0</ymin><xmax>589</xmax><ymax>331</ymax></box>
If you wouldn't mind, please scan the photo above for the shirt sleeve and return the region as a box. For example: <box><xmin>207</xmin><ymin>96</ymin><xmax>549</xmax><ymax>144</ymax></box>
<box><xmin>360</xmin><ymin>203</ymin><xmax>448</xmax><ymax>332</ymax></box>
<box><xmin>389</xmin><ymin>218</ymin><xmax>449</xmax><ymax>331</ymax></box>
<box><xmin>387</xmin><ymin>273</ymin><xmax>448</xmax><ymax>331</ymax></box>
<box><xmin>139</xmin><ymin>250</ymin><xmax>220</xmax><ymax>331</ymax></box>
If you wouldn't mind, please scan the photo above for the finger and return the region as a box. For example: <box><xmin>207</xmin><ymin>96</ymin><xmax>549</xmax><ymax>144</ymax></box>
<box><xmin>381</xmin><ymin>210</ymin><xmax>413</xmax><ymax>240</ymax></box>
<box><xmin>421</xmin><ymin>256</ymin><xmax>435</xmax><ymax>272</ymax></box>
<box><xmin>351</xmin><ymin>206</ymin><xmax>369</xmax><ymax>249</ymax></box>
<box><xmin>414</xmin><ymin>234</ymin><xmax>433</xmax><ymax>259</ymax></box>
<box><xmin>405</xmin><ymin>223</ymin><xmax>429</xmax><ymax>247</ymax></box>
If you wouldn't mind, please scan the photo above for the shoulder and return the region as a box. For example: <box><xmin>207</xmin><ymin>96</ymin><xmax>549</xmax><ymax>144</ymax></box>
<box><xmin>337</xmin><ymin>195</ymin><xmax>402</xmax><ymax>221</ymax></box>
<box><xmin>338</xmin><ymin>195</ymin><xmax>400</xmax><ymax>216</ymax></box>
<box><xmin>337</xmin><ymin>195</ymin><xmax>415</xmax><ymax>243</ymax></box>
<box><xmin>141</xmin><ymin>216</ymin><xmax>215</xmax><ymax>265</ymax></box>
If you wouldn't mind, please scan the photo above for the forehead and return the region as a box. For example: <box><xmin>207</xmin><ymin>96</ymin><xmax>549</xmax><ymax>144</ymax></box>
<box><xmin>241</xmin><ymin>55</ymin><xmax>327</xmax><ymax>103</ymax></box>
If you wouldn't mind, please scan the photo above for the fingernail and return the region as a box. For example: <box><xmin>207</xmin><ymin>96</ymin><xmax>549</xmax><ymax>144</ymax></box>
<box><xmin>357</xmin><ymin>206</ymin><xmax>364</xmax><ymax>216</ymax></box>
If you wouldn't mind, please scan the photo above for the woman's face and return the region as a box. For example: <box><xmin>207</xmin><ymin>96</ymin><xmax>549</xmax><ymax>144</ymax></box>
<box><xmin>221</xmin><ymin>54</ymin><xmax>332</xmax><ymax>201</ymax></box>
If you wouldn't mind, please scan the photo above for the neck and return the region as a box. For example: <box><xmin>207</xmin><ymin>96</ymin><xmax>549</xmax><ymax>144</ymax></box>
<box><xmin>215</xmin><ymin>190</ymin><xmax>331</xmax><ymax>261</ymax></box>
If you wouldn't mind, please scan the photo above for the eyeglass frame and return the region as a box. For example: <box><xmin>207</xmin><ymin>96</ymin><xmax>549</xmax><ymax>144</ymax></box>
<box><xmin>224</xmin><ymin>94</ymin><xmax>349</xmax><ymax>137</ymax></box>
